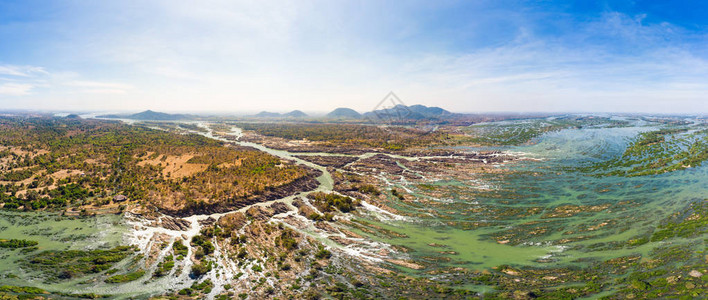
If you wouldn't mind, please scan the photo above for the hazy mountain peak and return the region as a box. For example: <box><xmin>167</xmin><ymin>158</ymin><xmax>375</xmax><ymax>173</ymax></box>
<box><xmin>326</xmin><ymin>108</ymin><xmax>361</xmax><ymax>119</ymax></box>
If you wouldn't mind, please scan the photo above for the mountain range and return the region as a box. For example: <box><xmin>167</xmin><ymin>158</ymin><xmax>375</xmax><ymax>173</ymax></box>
<box><xmin>362</xmin><ymin>104</ymin><xmax>451</xmax><ymax>121</ymax></box>
<box><xmin>252</xmin><ymin>110</ymin><xmax>309</xmax><ymax>118</ymax></box>
<box><xmin>325</xmin><ymin>104</ymin><xmax>450</xmax><ymax>120</ymax></box>
<box><xmin>96</xmin><ymin>104</ymin><xmax>451</xmax><ymax>122</ymax></box>
<box><xmin>97</xmin><ymin>110</ymin><xmax>192</xmax><ymax>121</ymax></box>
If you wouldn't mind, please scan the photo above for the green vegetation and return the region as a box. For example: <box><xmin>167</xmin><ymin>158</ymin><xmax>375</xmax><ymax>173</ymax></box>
<box><xmin>192</xmin><ymin>279</ymin><xmax>214</xmax><ymax>294</ymax></box>
<box><xmin>0</xmin><ymin>117</ymin><xmax>310</xmax><ymax>215</ymax></box>
<box><xmin>357</xmin><ymin>184</ymin><xmax>380</xmax><ymax>195</ymax></box>
<box><xmin>1</xmin><ymin>116</ymin><xmax>707</xmax><ymax>299</ymax></box>
<box><xmin>154</xmin><ymin>255</ymin><xmax>175</xmax><ymax>277</ymax></box>
<box><xmin>191</xmin><ymin>261</ymin><xmax>212</xmax><ymax>277</ymax></box>
<box><xmin>314</xmin><ymin>246</ymin><xmax>331</xmax><ymax>259</ymax></box>
<box><xmin>251</xmin><ymin>264</ymin><xmax>263</xmax><ymax>272</ymax></box>
<box><xmin>22</xmin><ymin>246</ymin><xmax>134</xmax><ymax>282</ymax></box>
<box><xmin>651</xmin><ymin>199</ymin><xmax>708</xmax><ymax>242</ymax></box>
<box><xmin>275</xmin><ymin>229</ymin><xmax>299</xmax><ymax>251</ymax></box>
<box><xmin>0</xmin><ymin>238</ymin><xmax>38</xmax><ymax>248</ymax></box>
<box><xmin>585</xmin><ymin>128</ymin><xmax>708</xmax><ymax>176</ymax></box>
<box><xmin>239</xmin><ymin>122</ymin><xmax>454</xmax><ymax>150</ymax></box>
<box><xmin>178</xmin><ymin>279</ymin><xmax>214</xmax><ymax>297</ymax></box>
<box><xmin>308</xmin><ymin>192</ymin><xmax>359</xmax><ymax>213</ymax></box>
<box><xmin>417</xmin><ymin>183</ymin><xmax>437</xmax><ymax>191</ymax></box>
<box><xmin>192</xmin><ymin>230</ymin><xmax>215</xmax><ymax>258</ymax></box>
<box><xmin>0</xmin><ymin>168</ymin><xmax>34</xmax><ymax>182</ymax></box>
<box><xmin>605</xmin><ymin>245</ymin><xmax>707</xmax><ymax>299</ymax></box>
<box><xmin>105</xmin><ymin>270</ymin><xmax>145</xmax><ymax>283</ymax></box>
<box><xmin>173</xmin><ymin>240</ymin><xmax>189</xmax><ymax>258</ymax></box>
<box><xmin>466</xmin><ymin>116</ymin><xmax>628</xmax><ymax>145</ymax></box>
<box><xmin>0</xmin><ymin>285</ymin><xmax>46</xmax><ymax>294</ymax></box>
<box><xmin>390</xmin><ymin>188</ymin><xmax>405</xmax><ymax>200</ymax></box>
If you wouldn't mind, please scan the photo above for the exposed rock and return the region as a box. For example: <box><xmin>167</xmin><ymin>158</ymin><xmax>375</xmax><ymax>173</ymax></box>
<box><xmin>160</xmin><ymin>216</ymin><xmax>192</xmax><ymax>231</ymax></box>
<box><xmin>346</xmin><ymin>154</ymin><xmax>404</xmax><ymax>175</ymax></box>
<box><xmin>339</xmin><ymin>228</ymin><xmax>363</xmax><ymax>239</ymax></box>
<box><xmin>512</xmin><ymin>290</ymin><xmax>538</xmax><ymax>300</ymax></box>
<box><xmin>385</xmin><ymin>259</ymin><xmax>425</xmax><ymax>270</ymax></box>
<box><xmin>502</xmin><ymin>268</ymin><xmax>521</xmax><ymax>276</ymax></box>
<box><xmin>198</xmin><ymin>217</ymin><xmax>216</xmax><ymax>226</ymax></box>
<box><xmin>292</xmin><ymin>198</ymin><xmax>305</xmax><ymax>208</ymax></box>
<box><xmin>158</xmin><ymin>168</ymin><xmax>322</xmax><ymax>217</ymax></box>
<box><xmin>314</xmin><ymin>221</ymin><xmax>338</xmax><ymax>234</ymax></box>
<box><xmin>688</xmin><ymin>270</ymin><xmax>703</xmax><ymax>278</ymax></box>
<box><xmin>269</xmin><ymin>202</ymin><xmax>291</xmax><ymax>215</ymax></box>
<box><xmin>217</xmin><ymin>212</ymin><xmax>248</xmax><ymax>232</ymax></box>
<box><xmin>145</xmin><ymin>233</ymin><xmax>172</xmax><ymax>267</ymax></box>
<box><xmin>329</xmin><ymin>236</ymin><xmax>357</xmax><ymax>246</ymax></box>
<box><xmin>298</xmin><ymin>205</ymin><xmax>318</xmax><ymax>218</ymax></box>
<box><xmin>542</xmin><ymin>204</ymin><xmax>611</xmax><ymax>219</ymax></box>
<box><xmin>246</xmin><ymin>206</ymin><xmax>274</xmax><ymax>221</ymax></box>
<box><xmin>113</xmin><ymin>194</ymin><xmax>128</xmax><ymax>202</ymax></box>
<box><xmin>240</xmin><ymin>132</ymin><xmax>370</xmax><ymax>155</ymax></box>
<box><xmin>295</xmin><ymin>155</ymin><xmax>358</xmax><ymax>168</ymax></box>
<box><xmin>282</xmin><ymin>215</ymin><xmax>309</xmax><ymax>229</ymax></box>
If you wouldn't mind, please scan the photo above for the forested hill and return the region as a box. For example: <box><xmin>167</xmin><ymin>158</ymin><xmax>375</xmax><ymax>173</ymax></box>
<box><xmin>97</xmin><ymin>110</ymin><xmax>193</xmax><ymax>121</ymax></box>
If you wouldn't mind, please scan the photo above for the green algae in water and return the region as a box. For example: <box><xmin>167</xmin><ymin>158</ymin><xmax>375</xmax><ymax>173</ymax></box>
<box><xmin>0</xmin><ymin>211</ymin><xmax>127</xmax><ymax>287</ymax></box>
<box><xmin>353</xmin><ymin>123</ymin><xmax>708</xmax><ymax>276</ymax></box>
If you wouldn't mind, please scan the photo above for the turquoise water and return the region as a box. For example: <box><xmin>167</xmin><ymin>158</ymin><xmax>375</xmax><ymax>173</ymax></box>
<box><xmin>352</xmin><ymin>125</ymin><xmax>707</xmax><ymax>272</ymax></box>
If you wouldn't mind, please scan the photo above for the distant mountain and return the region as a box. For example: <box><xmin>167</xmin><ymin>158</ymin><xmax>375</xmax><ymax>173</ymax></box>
<box><xmin>97</xmin><ymin>110</ymin><xmax>191</xmax><ymax>120</ymax></box>
<box><xmin>129</xmin><ymin>110</ymin><xmax>190</xmax><ymax>120</ymax></box>
<box><xmin>283</xmin><ymin>110</ymin><xmax>308</xmax><ymax>118</ymax></box>
<box><xmin>363</xmin><ymin>104</ymin><xmax>451</xmax><ymax>122</ymax></box>
<box><xmin>253</xmin><ymin>111</ymin><xmax>282</xmax><ymax>118</ymax></box>
<box><xmin>326</xmin><ymin>108</ymin><xmax>361</xmax><ymax>119</ymax></box>
<box><xmin>408</xmin><ymin>104</ymin><xmax>451</xmax><ymax>117</ymax></box>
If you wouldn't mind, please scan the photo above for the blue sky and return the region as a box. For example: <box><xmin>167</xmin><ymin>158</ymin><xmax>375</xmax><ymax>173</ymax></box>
<box><xmin>0</xmin><ymin>0</ymin><xmax>707</xmax><ymax>113</ymax></box>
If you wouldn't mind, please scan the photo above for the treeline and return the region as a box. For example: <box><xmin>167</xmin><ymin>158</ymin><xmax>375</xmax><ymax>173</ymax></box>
<box><xmin>238</xmin><ymin>123</ymin><xmax>452</xmax><ymax>149</ymax></box>
<box><xmin>0</xmin><ymin>182</ymin><xmax>89</xmax><ymax>210</ymax></box>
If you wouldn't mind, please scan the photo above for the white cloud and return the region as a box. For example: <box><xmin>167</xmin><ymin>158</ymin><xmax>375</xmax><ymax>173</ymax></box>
<box><xmin>65</xmin><ymin>80</ymin><xmax>132</xmax><ymax>93</ymax></box>
<box><xmin>0</xmin><ymin>63</ymin><xmax>134</xmax><ymax>99</ymax></box>
<box><xmin>80</xmin><ymin>89</ymin><xmax>129</xmax><ymax>94</ymax></box>
<box><xmin>0</xmin><ymin>83</ymin><xmax>34</xmax><ymax>96</ymax></box>
<box><xmin>2</xmin><ymin>3</ymin><xmax>707</xmax><ymax>113</ymax></box>
<box><xmin>0</xmin><ymin>65</ymin><xmax>49</xmax><ymax>77</ymax></box>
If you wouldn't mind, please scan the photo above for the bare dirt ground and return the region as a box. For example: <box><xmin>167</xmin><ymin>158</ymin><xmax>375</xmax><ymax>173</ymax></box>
<box><xmin>137</xmin><ymin>153</ymin><xmax>208</xmax><ymax>179</ymax></box>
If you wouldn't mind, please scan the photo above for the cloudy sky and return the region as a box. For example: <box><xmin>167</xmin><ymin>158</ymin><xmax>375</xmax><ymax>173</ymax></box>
<box><xmin>1</xmin><ymin>0</ymin><xmax>707</xmax><ymax>114</ymax></box>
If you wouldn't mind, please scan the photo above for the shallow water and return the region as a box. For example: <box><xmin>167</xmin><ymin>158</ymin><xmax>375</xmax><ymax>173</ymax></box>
<box><xmin>1</xmin><ymin>118</ymin><xmax>705</xmax><ymax>297</ymax></box>
<box><xmin>0</xmin><ymin>211</ymin><xmax>126</xmax><ymax>288</ymax></box>
<box><xmin>351</xmin><ymin>124</ymin><xmax>708</xmax><ymax>273</ymax></box>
